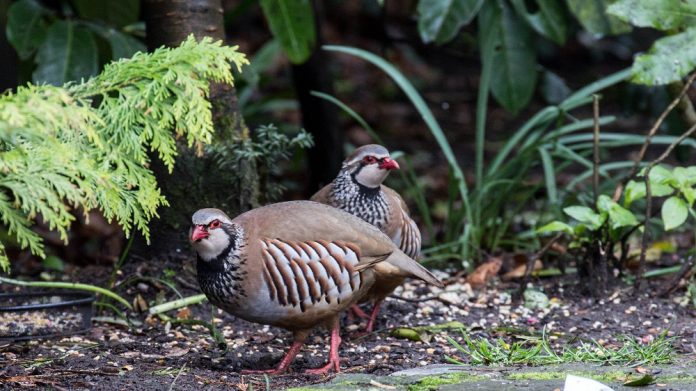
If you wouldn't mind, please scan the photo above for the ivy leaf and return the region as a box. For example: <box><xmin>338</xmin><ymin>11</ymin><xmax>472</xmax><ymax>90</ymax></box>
<box><xmin>71</xmin><ymin>0</ymin><xmax>139</xmax><ymax>28</ymax></box>
<box><xmin>607</xmin><ymin>0</ymin><xmax>696</xmax><ymax>31</ymax></box>
<box><xmin>662</xmin><ymin>196</ymin><xmax>688</xmax><ymax>231</ymax></box>
<box><xmin>479</xmin><ymin>0</ymin><xmax>537</xmax><ymax>114</ymax></box>
<box><xmin>417</xmin><ymin>0</ymin><xmax>484</xmax><ymax>44</ymax></box>
<box><xmin>33</xmin><ymin>21</ymin><xmax>98</xmax><ymax>85</ymax></box>
<box><xmin>260</xmin><ymin>0</ymin><xmax>316</xmax><ymax>64</ymax></box>
<box><xmin>565</xmin><ymin>0</ymin><xmax>631</xmax><ymax>36</ymax></box>
<box><xmin>510</xmin><ymin>0</ymin><xmax>567</xmax><ymax>45</ymax></box>
<box><xmin>6</xmin><ymin>0</ymin><xmax>49</xmax><ymax>60</ymax></box>
<box><xmin>631</xmin><ymin>27</ymin><xmax>696</xmax><ymax>85</ymax></box>
<box><xmin>563</xmin><ymin>206</ymin><xmax>604</xmax><ymax>230</ymax></box>
<box><xmin>537</xmin><ymin>221</ymin><xmax>574</xmax><ymax>235</ymax></box>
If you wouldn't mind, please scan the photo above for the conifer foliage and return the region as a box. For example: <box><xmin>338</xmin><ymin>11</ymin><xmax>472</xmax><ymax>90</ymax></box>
<box><xmin>0</xmin><ymin>36</ymin><xmax>249</xmax><ymax>271</ymax></box>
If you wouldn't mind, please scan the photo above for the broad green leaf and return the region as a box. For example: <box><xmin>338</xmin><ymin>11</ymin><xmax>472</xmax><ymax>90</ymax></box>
<box><xmin>6</xmin><ymin>0</ymin><xmax>49</xmax><ymax>60</ymax></box>
<box><xmin>565</xmin><ymin>0</ymin><xmax>631</xmax><ymax>36</ymax></box>
<box><xmin>479</xmin><ymin>0</ymin><xmax>537</xmax><ymax>114</ymax></box>
<box><xmin>33</xmin><ymin>21</ymin><xmax>98</xmax><ymax>85</ymax></box>
<box><xmin>537</xmin><ymin>221</ymin><xmax>574</xmax><ymax>235</ymax></box>
<box><xmin>563</xmin><ymin>205</ymin><xmax>604</xmax><ymax>229</ymax></box>
<box><xmin>417</xmin><ymin>0</ymin><xmax>484</xmax><ymax>44</ymax></box>
<box><xmin>42</xmin><ymin>255</ymin><xmax>64</xmax><ymax>272</ymax></box>
<box><xmin>85</xmin><ymin>24</ymin><xmax>145</xmax><ymax>60</ymax></box>
<box><xmin>540</xmin><ymin>70</ymin><xmax>571</xmax><ymax>104</ymax></box>
<box><xmin>260</xmin><ymin>0</ymin><xmax>316</xmax><ymax>64</ymax></box>
<box><xmin>682</xmin><ymin>187</ymin><xmax>696</xmax><ymax>206</ymax></box>
<box><xmin>597</xmin><ymin>194</ymin><xmax>638</xmax><ymax>229</ymax></box>
<box><xmin>646</xmin><ymin>165</ymin><xmax>675</xmax><ymax>185</ymax></box>
<box><xmin>510</xmin><ymin>0</ymin><xmax>567</xmax><ymax>45</ymax></box>
<box><xmin>682</xmin><ymin>166</ymin><xmax>696</xmax><ymax>186</ymax></box>
<box><xmin>624</xmin><ymin>374</ymin><xmax>656</xmax><ymax>387</ymax></box>
<box><xmin>607</xmin><ymin>0</ymin><xmax>696</xmax><ymax>31</ymax></box>
<box><xmin>596</xmin><ymin>194</ymin><xmax>613</xmax><ymax>213</ymax></box>
<box><xmin>624</xmin><ymin>179</ymin><xmax>673</xmax><ymax>206</ymax></box>
<box><xmin>631</xmin><ymin>27</ymin><xmax>696</xmax><ymax>85</ymax></box>
<box><xmin>71</xmin><ymin>0</ymin><xmax>139</xmax><ymax>27</ymax></box>
<box><xmin>661</xmin><ymin>196</ymin><xmax>688</xmax><ymax>230</ymax></box>
<box><xmin>608</xmin><ymin>203</ymin><xmax>638</xmax><ymax>229</ymax></box>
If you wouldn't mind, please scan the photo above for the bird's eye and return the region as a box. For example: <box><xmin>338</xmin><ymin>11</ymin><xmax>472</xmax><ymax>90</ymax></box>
<box><xmin>209</xmin><ymin>220</ymin><xmax>221</xmax><ymax>229</ymax></box>
<box><xmin>362</xmin><ymin>156</ymin><xmax>377</xmax><ymax>164</ymax></box>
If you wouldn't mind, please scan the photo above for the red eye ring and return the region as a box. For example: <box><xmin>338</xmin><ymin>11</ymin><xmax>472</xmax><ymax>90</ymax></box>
<box><xmin>209</xmin><ymin>219</ymin><xmax>221</xmax><ymax>229</ymax></box>
<box><xmin>362</xmin><ymin>156</ymin><xmax>377</xmax><ymax>164</ymax></box>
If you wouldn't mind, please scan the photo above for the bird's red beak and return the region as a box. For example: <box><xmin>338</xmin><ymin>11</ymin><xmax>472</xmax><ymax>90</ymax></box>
<box><xmin>379</xmin><ymin>157</ymin><xmax>400</xmax><ymax>170</ymax></box>
<box><xmin>191</xmin><ymin>225</ymin><xmax>209</xmax><ymax>242</ymax></box>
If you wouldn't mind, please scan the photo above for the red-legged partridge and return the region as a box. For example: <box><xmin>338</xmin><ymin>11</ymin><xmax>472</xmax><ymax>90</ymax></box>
<box><xmin>189</xmin><ymin>201</ymin><xmax>441</xmax><ymax>374</ymax></box>
<box><xmin>311</xmin><ymin>144</ymin><xmax>422</xmax><ymax>332</ymax></box>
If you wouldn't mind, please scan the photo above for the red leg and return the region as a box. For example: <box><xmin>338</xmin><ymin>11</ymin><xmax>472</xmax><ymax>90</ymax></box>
<box><xmin>304</xmin><ymin>325</ymin><xmax>342</xmax><ymax>375</ymax></box>
<box><xmin>349</xmin><ymin>304</ymin><xmax>369</xmax><ymax>319</ymax></box>
<box><xmin>364</xmin><ymin>300</ymin><xmax>383</xmax><ymax>333</ymax></box>
<box><xmin>241</xmin><ymin>340</ymin><xmax>303</xmax><ymax>375</ymax></box>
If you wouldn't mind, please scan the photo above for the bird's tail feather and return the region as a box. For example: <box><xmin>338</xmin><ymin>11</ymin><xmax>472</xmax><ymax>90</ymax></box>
<box><xmin>354</xmin><ymin>252</ymin><xmax>392</xmax><ymax>272</ymax></box>
<box><xmin>386</xmin><ymin>251</ymin><xmax>444</xmax><ymax>288</ymax></box>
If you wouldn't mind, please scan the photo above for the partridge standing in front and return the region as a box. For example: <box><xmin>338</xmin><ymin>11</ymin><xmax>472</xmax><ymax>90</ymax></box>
<box><xmin>189</xmin><ymin>201</ymin><xmax>441</xmax><ymax>374</ymax></box>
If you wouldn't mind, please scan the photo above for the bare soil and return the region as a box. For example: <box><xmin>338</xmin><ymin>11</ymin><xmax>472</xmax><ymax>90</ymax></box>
<box><xmin>1</xmin><ymin>253</ymin><xmax>695</xmax><ymax>390</ymax></box>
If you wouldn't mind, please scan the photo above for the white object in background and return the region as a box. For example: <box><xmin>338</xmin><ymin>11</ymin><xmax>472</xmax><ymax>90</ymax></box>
<box><xmin>563</xmin><ymin>374</ymin><xmax>614</xmax><ymax>391</ymax></box>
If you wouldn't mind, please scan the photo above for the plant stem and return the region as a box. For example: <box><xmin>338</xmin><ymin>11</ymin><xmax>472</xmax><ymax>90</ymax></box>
<box><xmin>636</xmin><ymin>121</ymin><xmax>696</xmax><ymax>291</ymax></box>
<box><xmin>592</xmin><ymin>94</ymin><xmax>600</xmax><ymax>203</ymax></box>
<box><xmin>614</xmin><ymin>71</ymin><xmax>696</xmax><ymax>201</ymax></box>
<box><xmin>0</xmin><ymin>276</ymin><xmax>132</xmax><ymax>309</ymax></box>
<box><xmin>148</xmin><ymin>293</ymin><xmax>207</xmax><ymax>315</ymax></box>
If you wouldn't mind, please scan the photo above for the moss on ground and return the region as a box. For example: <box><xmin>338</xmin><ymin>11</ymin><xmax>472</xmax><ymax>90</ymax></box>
<box><xmin>406</xmin><ymin>373</ymin><xmax>487</xmax><ymax>391</ymax></box>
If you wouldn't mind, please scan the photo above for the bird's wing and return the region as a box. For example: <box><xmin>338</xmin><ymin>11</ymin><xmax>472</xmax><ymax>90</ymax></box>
<box><xmin>237</xmin><ymin>201</ymin><xmax>441</xmax><ymax>287</ymax></box>
<box><xmin>309</xmin><ymin>183</ymin><xmax>333</xmax><ymax>203</ymax></box>
<box><xmin>382</xmin><ymin>186</ymin><xmax>422</xmax><ymax>259</ymax></box>
<box><xmin>257</xmin><ymin>238</ymin><xmax>380</xmax><ymax>313</ymax></box>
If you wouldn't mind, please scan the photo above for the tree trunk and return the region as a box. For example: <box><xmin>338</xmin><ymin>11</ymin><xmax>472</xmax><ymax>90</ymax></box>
<box><xmin>139</xmin><ymin>0</ymin><xmax>258</xmax><ymax>255</ymax></box>
<box><xmin>292</xmin><ymin>1</ymin><xmax>343</xmax><ymax>194</ymax></box>
<box><xmin>0</xmin><ymin>0</ymin><xmax>18</xmax><ymax>92</ymax></box>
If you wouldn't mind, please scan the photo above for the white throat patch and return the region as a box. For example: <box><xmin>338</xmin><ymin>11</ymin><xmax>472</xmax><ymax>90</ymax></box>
<box><xmin>354</xmin><ymin>164</ymin><xmax>390</xmax><ymax>188</ymax></box>
<box><xmin>193</xmin><ymin>228</ymin><xmax>231</xmax><ymax>262</ymax></box>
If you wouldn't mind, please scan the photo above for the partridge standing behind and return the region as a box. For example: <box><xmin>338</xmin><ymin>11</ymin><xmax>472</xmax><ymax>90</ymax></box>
<box><xmin>311</xmin><ymin>144</ymin><xmax>421</xmax><ymax>332</ymax></box>
<box><xmin>189</xmin><ymin>201</ymin><xmax>442</xmax><ymax>374</ymax></box>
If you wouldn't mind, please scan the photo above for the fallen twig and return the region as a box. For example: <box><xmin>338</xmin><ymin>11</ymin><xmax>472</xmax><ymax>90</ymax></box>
<box><xmin>657</xmin><ymin>257</ymin><xmax>696</xmax><ymax>297</ymax></box>
<box><xmin>167</xmin><ymin>363</ymin><xmax>187</xmax><ymax>391</ymax></box>
<box><xmin>148</xmin><ymin>294</ymin><xmax>207</xmax><ymax>315</ymax></box>
<box><xmin>515</xmin><ymin>233</ymin><xmax>563</xmax><ymax>301</ymax></box>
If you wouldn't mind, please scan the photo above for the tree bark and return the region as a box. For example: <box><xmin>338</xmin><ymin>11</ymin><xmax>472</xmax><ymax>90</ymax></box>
<box><xmin>0</xmin><ymin>0</ymin><xmax>18</xmax><ymax>92</ymax></box>
<box><xmin>139</xmin><ymin>0</ymin><xmax>257</xmax><ymax>255</ymax></box>
<box><xmin>291</xmin><ymin>1</ymin><xmax>343</xmax><ymax>194</ymax></box>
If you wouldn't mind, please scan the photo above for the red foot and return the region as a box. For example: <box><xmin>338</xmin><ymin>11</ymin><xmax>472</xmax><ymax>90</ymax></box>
<box><xmin>240</xmin><ymin>340</ymin><xmax>303</xmax><ymax>375</ymax></box>
<box><xmin>364</xmin><ymin>300</ymin><xmax>383</xmax><ymax>333</ymax></box>
<box><xmin>350</xmin><ymin>304</ymin><xmax>369</xmax><ymax>319</ymax></box>
<box><xmin>304</xmin><ymin>325</ymin><xmax>342</xmax><ymax>375</ymax></box>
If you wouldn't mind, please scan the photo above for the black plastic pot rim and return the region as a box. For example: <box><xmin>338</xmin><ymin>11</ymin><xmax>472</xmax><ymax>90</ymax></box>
<box><xmin>0</xmin><ymin>292</ymin><xmax>95</xmax><ymax>312</ymax></box>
